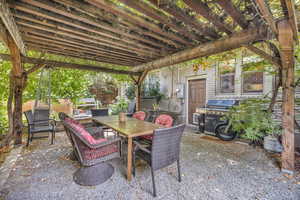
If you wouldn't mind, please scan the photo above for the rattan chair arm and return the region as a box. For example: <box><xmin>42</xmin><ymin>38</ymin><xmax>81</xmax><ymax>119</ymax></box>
<box><xmin>133</xmin><ymin>141</ymin><xmax>151</xmax><ymax>154</ymax></box>
<box><xmin>86</xmin><ymin>127</ymin><xmax>103</xmax><ymax>137</ymax></box>
<box><xmin>88</xmin><ymin>137</ymin><xmax>122</xmax><ymax>149</ymax></box>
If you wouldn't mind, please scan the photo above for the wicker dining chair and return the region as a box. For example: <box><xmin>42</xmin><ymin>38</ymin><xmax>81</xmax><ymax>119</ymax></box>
<box><xmin>133</xmin><ymin>124</ymin><xmax>185</xmax><ymax>197</ymax></box>
<box><xmin>132</xmin><ymin>111</ymin><xmax>146</xmax><ymax>121</ymax></box>
<box><xmin>140</xmin><ymin>114</ymin><xmax>174</xmax><ymax>141</ymax></box>
<box><xmin>61</xmin><ymin>115</ymin><xmax>121</xmax><ymax>186</ymax></box>
<box><xmin>24</xmin><ymin>109</ymin><xmax>56</xmax><ymax>146</ymax></box>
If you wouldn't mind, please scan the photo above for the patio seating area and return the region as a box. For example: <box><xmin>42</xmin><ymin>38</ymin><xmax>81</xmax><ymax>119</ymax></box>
<box><xmin>1</xmin><ymin>1</ymin><xmax>300</xmax><ymax>199</ymax></box>
<box><xmin>1</xmin><ymin>128</ymin><xmax>299</xmax><ymax>200</ymax></box>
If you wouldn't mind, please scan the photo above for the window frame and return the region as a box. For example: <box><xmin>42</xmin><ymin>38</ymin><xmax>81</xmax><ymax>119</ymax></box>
<box><xmin>216</xmin><ymin>59</ymin><xmax>236</xmax><ymax>95</ymax></box>
<box><xmin>241</xmin><ymin>57</ymin><xmax>264</xmax><ymax>94</ymax></box>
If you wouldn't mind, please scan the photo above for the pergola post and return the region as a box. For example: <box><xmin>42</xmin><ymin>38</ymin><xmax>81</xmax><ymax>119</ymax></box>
<box><xmin>6</xmin><ymin>31</ymin><xmax>27</xmax><ymax>145</ymax></box>
<box><xmin>131</xmin><ymin>70</ymin><xmax>148</xmax><ymax>111</ymax></box>
<box><xmin>278</xmin><ymin>19</ymin><xmax>295</xmax><ymax>173</ymax></box>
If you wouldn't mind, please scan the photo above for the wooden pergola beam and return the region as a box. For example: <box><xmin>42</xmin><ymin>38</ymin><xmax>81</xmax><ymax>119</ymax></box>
<box><xmin>132</xmin><ymin>26</ymin><xmax>269</xmax><ymax>72</ymax></box>
<box><xmin>0</xmin><ymin>0</ymin><xmax>26</xmax><ymax>55</ymax></box>
<box><xmin>87</xmin><ymin>0</ymin><xmax>188</xmax><ymax>48</ymax></box>
<box><xmin>216</xmin><ymin>0</ymin><xmax>249</xmax><ymax>29</ymax></box>
<box><xmin>118</xmin><ymin>0</ymin><xmax>201</xmax><ymax>43</ymax></box>
<box><xmin>149</xmin><ymin>0</ymin><xmax>219</xmax><ymax>40</ymax></box>
<box><xmin>0</xmin><ymin>53</ymin><xmax>141</xmax><ymax>75</ymax></box>
<box><xmin>15</xmin><ymin>20</ymin><xmax>159</xmax><ymax>61</ymax></box>
<box><xmin>23</xmin><ymin>34</ymin><xmax>147</xmax><ymax>63</ymax></box>
<box><xmin>25</xmin><ymin>43</ymin><xmax>138</xmax><ymax>66</ymax></box>
<box><xmin>255</xmin><ymin>0</ymin><xmax>279</xmax><ymax>36</ymax></box>
<box><xmin>21</xmin><ymin>29</ymin><xmax>149</xmax><ymax>62</ymax></box>
<box><xmin>12</xmin><ymin>3</ymin><xmax>163</xmax><ymax>56</ymax></box>
<box><xmin>280</xmin><ymin>0</ymin><xmax>299</xmax><ymax>43</ymax></box>
<box><xmin>245</xmin><ymin>45</ymin><xmax>282</xmax><ymax>68</ymax></box>
<box><xmin>183</xmin><ymin>0</ymin><xmax>233</xmax><ymax>34</ymax></box>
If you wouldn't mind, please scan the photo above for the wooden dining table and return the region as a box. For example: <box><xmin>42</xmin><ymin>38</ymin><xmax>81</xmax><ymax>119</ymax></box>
<box><xmin>92</xmin><ymin>115</ymin><xmax>164</xmax><ymax>181</ymax></box>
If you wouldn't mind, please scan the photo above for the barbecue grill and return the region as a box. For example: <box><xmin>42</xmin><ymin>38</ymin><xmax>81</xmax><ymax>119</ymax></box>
<box><xmin>193</xmin><ymin>99</ymin><xmax>239</xmax><ymax>134</ymax></box>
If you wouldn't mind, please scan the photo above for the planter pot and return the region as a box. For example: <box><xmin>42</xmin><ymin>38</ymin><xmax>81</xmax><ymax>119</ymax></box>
<box><xmin>119</xmin><ymin>112</ymin><xmax>126</xmax><ymax>122</ymax></box>
<box><xmin>264</xmin><ymin>135</ymin><xmax>283</xmax><ymax>153</ymax></box>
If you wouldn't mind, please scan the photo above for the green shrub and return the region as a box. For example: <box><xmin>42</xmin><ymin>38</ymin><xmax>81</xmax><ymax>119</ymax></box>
<box><xmin>225</xmin><ymin>98</ymin><xmax>281</xmax><ymax>142</ymax></box>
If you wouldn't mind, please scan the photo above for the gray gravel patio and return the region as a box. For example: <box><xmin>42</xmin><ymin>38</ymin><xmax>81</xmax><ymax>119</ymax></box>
<box><xmin>0</xmin><ymin>127</ymin><xmax>300</xmax><ymax>200</ymax></box>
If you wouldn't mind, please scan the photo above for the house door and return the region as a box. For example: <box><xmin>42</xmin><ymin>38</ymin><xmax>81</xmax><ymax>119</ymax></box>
<box><xmin>188</xmin><ymin>79</ymin><xmax>206</xmax><ymax>124</ymax></box>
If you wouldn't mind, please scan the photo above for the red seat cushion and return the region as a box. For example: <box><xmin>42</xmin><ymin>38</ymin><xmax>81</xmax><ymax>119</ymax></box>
<box><xmin>132</xmin><ymin>111</ymin><xmax>146</xmax><ymax>121</ymax></box>
<box><xmin>155</xmin><ymin>114</ymin><xmax>173</xmax><ymax>128</ymax></box>
<box><xmin>84</xmin><ymin>144</ymin><xmax>118</xmax><ymax>160</ymax></box>
<box><xmin>65</xmin><ymin>118</ymin><xmax>107</xmax><ymax>145</ymax></box>
<box><xmin>140</xmin><ymin>114</ymin><xmax>173</xmax><ymax>141</ymax></box>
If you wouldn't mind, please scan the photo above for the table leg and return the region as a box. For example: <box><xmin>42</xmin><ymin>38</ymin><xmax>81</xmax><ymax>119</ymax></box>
<box><xmin>127</xmin><ymin>137</ymin><xmax>132</xmax><ymax>181</ymax></box>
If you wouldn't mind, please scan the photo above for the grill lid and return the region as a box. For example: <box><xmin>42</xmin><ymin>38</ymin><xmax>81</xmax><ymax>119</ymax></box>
<box><xmin>206</xmin><ymin>100</ymin><xmax>238</xmax><ymax>108</ymax></box>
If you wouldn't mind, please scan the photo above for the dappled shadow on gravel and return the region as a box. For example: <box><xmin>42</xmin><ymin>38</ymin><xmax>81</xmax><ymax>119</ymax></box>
<box><xmin>1</xmin><ymin>128</ymin><xmax>300</xmax><ymax>200</ymax></box>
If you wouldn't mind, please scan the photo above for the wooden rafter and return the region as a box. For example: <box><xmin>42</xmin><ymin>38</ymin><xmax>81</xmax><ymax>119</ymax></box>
<box><xmin>132</xmin><ymin>26</ymin><xmax>268</xmax><ymax>72</ymax></box>
<box><xmin>0</xmin><ymin>53</ymin><xmax>141</xmax><ymax>75</ymax></box>
<box><xmin>25</xmin><ymin>41</ymin><xmax>140</xmax><ymax>66</ymax></box>
<box><xmin>183</xmin><ymin>0</ymin><xmax>233</xmax><ymax>35</ymax></box>
<box><xmin>216</xmin><ymin>0</ymin><xmax>248</xmax><ymax>29</ymax></box>
<box><xmin>21</xmin><ymin>30</ymin><xmax>148</xmax><ymax>61</ymax></box>
<box><xmin>255</xmin><ymin>0</ymin><xmax>279</xmax><ymax>36</ymax></box>
<box><xmin>149</xmin><ymin>0</ymin><xmax>219</xmax><ymax>40</ymax></box>
<box><xmin>17</xmin><ymin>21</ymin><xmax>158</xmax><ymax>59</ymax></box>
<box><xmin>117</xmin><ymin>0</ymin><xmax>202</xmax><ymax>43</ymax></box>
<box><xmin>23</xmin><ymin>35</ymin><xmax>146</xmax><ymax>63</ymax></box>
<box><xmin>86</xmin><ymin>0</ymin><xmax>188</xmax><ymax>48</ymax></box>
<box><xmin>12</xmin><ymin>2</ymin><xmax>164</xmax><ymax>56</ymax></box>
<box><xmin>0</xmin><ymin>0</ymin><xmax>26</xmax><ymax>55</ymax></box>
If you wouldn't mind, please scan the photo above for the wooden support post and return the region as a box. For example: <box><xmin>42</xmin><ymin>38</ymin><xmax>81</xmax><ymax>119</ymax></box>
<box><xmin>278</xmin><ymin>19</ymin><xmax>295</xmax><ymax>174</ymax></box>
<box><xmin>6</xmin><ymin>31</ymin><xmax>27</xmax><ymax>145</ymax></box>
<box><xmin>135</xmin><ymin>84</ymin><xmax>142</xmax><ymax>111</ymax></box>
<box><xmin>131</xmin><ymin>70</ymin><xmax>148</xmax><ymax>111</ymax></box>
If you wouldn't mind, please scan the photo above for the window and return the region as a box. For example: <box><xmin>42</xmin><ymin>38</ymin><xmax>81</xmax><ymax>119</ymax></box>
<box><xmin>242</xmin><ymin>64</ymin><xmax>264</xmax><ymax>93</ymax></box>
<box><xmin>218</xmin><ymin>61</ymin><xmax>235</xmax><ymax>94</ymax></box>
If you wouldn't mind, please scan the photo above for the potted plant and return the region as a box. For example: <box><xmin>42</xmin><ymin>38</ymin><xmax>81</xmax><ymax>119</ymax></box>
<box><xmin>109</xmin><ymin>97</ymin><xmax>128</xmax><ymax>122</ymax></box>
<box><xmin>226</xmin><ymin>98</ymin><xmax>282</xmax><ymax>151</ymax></box>
<box><xmin>263</xmin><ymin>117</ymin><xmax>282</xmax><ymax>153</ymax></box>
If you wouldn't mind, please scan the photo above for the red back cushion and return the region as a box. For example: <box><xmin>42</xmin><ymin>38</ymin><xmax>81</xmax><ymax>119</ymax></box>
<box><xmin>155</xmin><ymin>114</ymin><xmax>173</xmax><ymax>128</ymax></box>
<box><xmin>65</xmin><ymin>118</ymin><xmax>106</xmax><ymax>145</ymax></box>
<box><xmin>133</xmin><ymin>111</ymin><xmax>146</xmax><ymax>121</ymax></box>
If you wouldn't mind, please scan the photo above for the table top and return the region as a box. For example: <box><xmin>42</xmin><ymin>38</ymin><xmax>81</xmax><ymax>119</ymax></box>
<box><xmin>93</xmin><ymin>115</ymin><xmax>164</xmax><ymax>138</ymax></box>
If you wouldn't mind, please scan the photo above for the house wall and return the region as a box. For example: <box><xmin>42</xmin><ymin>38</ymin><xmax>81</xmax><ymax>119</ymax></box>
<box><xmin>142</xmin><ymin>55</ymin><xmax>300</xmax><ymax>148</ymax></box>
<box><xmin>145</xmin><ymin>54</ymin><xmax>274</xmax><ymax>124</ymax></box>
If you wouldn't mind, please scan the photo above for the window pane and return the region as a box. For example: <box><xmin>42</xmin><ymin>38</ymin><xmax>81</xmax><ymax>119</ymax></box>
<box><xmin>220</xmin><ymin>74</ymin><xmax>235</xmax><ymax>93</ymax></box>
<box><xmin>218</xmin><ymin>61</ymin><xmax>235</xmax><ymax>94</ymax></box>
<box><xmin>243</xmin><ymin>72</ymin><xmax>263</xmax><ymax>93</ymax></box>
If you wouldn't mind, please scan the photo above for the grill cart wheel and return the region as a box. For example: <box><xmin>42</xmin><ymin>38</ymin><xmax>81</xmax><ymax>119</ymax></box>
<box><xmin>215</xmin><ymin>123</ymin><xmax>237</xmax><ymax>141</ymax></box>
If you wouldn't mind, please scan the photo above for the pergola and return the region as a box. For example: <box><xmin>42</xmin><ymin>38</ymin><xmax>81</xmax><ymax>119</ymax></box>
<box><xmin>0</xmin><ymin>0</ymin><xmax>298</xmax><ymax>174</ymax></box>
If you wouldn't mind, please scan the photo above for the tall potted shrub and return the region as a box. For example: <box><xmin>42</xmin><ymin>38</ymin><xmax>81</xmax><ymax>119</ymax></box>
<box><xmin>225</xmin><ymin>98</ymin><xmax>282</xmax><ymax>151</ymax></box>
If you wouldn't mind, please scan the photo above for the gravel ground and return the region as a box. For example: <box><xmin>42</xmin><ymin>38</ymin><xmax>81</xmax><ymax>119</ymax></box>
<box><xmin>1</xmin><ymin>128</ymin><xmax>300</xmax><ymax>200</ymax></box>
